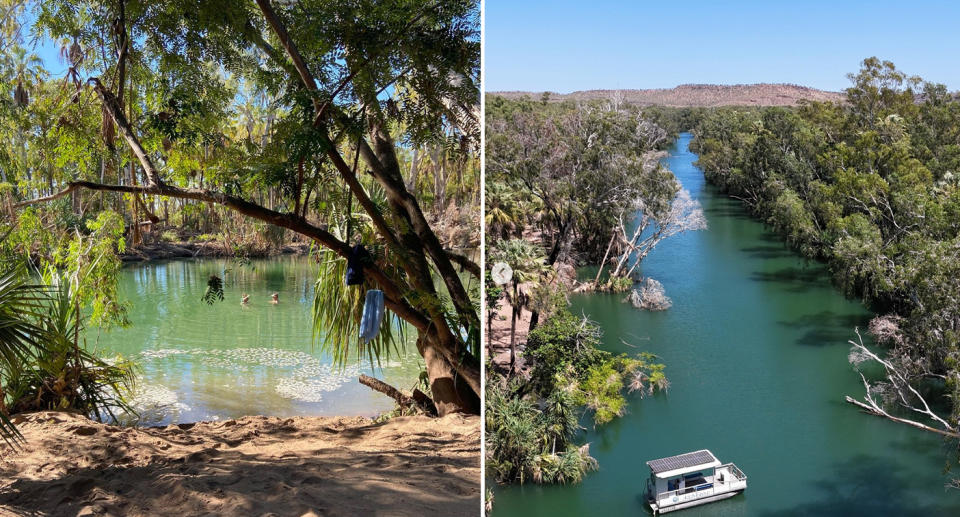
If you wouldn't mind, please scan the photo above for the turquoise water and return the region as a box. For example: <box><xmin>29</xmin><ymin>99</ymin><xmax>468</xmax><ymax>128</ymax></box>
<box><xmin>491</xmin><ymin>134</ymin><xmax>960</xmax><ymax>516</ymax></box>
<box><xmin>88</xmin><ymin>256</ymin><xmax>422</xmax><ymax>425</ymax></box>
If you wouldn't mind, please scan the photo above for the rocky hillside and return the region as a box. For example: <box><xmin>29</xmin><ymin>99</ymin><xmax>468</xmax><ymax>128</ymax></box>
<box><xmin>491</xmin><ymin>83</ymin><xmax>845</xmax><ymax>107</ymax></box>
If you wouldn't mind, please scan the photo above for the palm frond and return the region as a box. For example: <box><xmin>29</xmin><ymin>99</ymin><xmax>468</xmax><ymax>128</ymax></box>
<box><xmin>0</xmin><ymin>264</ymin><xmax>49</xmax><ymax>444</ymax></box>
<box><xmin>311</xmin><ymin>249</ymin><xmax>408</xmax><ymax>369</ymax></box>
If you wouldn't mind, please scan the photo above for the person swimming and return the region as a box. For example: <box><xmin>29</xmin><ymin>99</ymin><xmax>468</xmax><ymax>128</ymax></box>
<box><xmin>270</xmin><ymin>292</ymin><xmax>279</xmax><ymax>304</ymax></box>
<box><xmin>241</xmin><ymin>293</ymin><xmax>250</xmax><ymax>305</ymax></box>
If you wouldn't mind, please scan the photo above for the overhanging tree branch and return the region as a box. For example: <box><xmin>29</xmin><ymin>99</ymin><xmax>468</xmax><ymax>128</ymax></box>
<box><xmin>23</xmin><ymin>77</ymin><xmax>431</xmax><ymax>333</ymax></box>
<box><xmin>446</xmin><ymin>250</ymin><xmax>479</xmax><ymax>278</ymax></box>
<box><xmin>15</xmin><ymin>180</ymin><xmax>430</xmax><ymax>332</ymax></box>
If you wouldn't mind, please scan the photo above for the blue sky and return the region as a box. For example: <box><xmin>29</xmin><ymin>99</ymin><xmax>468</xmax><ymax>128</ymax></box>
<box><xmin>484</xmin><ymin>0</ymin><xmax>960</xmax><ymax>92</ymax></box>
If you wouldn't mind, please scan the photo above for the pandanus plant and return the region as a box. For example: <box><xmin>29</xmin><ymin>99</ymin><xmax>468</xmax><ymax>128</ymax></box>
<box><xmin>0</xmin><ymin>265</ymin><xmax>49</xmax><ymax>444</ymax></box>
<box><xmin>0</xmin><ymin>211</ymin><xmax>137</xmax><ymax>445</ymax></box>
<box><xmin>0</xmin><ymin>265</ymin><xmax>137</xmax><ymax>446</ymax></box>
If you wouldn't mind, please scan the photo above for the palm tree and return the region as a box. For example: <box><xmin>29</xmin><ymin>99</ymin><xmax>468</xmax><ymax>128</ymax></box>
<box><xmin>9</xmin><ymin>45</ymin><xmax>43</xmax><ymax>100</ymax></box>
<box><xmin>308</xmin><ymin>180</ymin><xmax>402</xmax><ymax>362</ymax></box>
<box><xmin>3</xmin><ymin>45</ymin><xmax>44</xmax><ymax>192</ymax></box>
<box><xmin>485</xmin><ymin>373</ymin><xmax>598</xmax><ymax>485</ymax></box>
<box><xmin>485</xmin><ymin>376</ymin><xmax>539</xmax><ymax>483</ymax></box>
<box><xmin>0</xmin><ymin>268</ymin><xmax>137</xmax><ymax>445</ymax></box>
<box><xmin>485</xmin><ymin>182</ymin><xmax>522</xmax><ymax>240</ymax></box>
<box><xmin>493</xmin><ymin>239</ymin><xmax>547</xmax><ymax>374</ymax></box>
<box><xmin>2</xmin><ymin>270</ymin><xmax>136</xmax><ymax>423</ymax></box>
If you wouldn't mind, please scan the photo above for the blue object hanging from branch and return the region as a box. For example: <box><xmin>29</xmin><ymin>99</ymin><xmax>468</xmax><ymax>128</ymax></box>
<box><xmin>345</xmin><ymin>244</ymin><xmax>370</xmax><ymax>285</ymax></box>
<box><xmin>360</xmin><ymin>289</ymin><xmax>385</xmax><ymax>343</ymax></box>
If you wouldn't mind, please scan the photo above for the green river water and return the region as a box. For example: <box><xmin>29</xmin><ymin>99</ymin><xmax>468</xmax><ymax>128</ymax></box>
<box><xmin>91</xmin><ymin>256</ymin><xmax>422</xmax><ymax>426</ymax></box>
<box><xmin>491</xmin><ymin>133</ymin><xmax>960</xmax><ymax>516</ymax></box>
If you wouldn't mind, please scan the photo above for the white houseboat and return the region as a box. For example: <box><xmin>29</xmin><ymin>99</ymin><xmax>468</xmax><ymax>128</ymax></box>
<box><xmin>644</xmin><ymin>449</ymin><xmax>746</xmax><ymax>514</ymax></box>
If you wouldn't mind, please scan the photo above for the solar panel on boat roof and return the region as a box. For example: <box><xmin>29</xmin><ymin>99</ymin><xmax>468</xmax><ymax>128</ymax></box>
<box><xmin>647</xmin><ymin>450</ymin><xmax>718</xmax><ymax>474</ymax></box>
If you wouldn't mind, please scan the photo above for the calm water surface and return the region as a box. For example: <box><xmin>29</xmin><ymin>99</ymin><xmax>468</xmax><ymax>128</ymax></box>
<box><xmin>89</xmin><ymin>255</ymin><xmax>422</xmax><ymax>425</ymax></box>
<box><xmin>491</xmin><ymin>133</ymin><xmax>960</xmax><ymax>516</ymax></box>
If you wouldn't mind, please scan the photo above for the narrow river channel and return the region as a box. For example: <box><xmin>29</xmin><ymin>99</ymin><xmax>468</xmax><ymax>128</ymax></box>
<box><xmin>491</xmin><ymin>133</ymin><xmax>960</xmax><ymax>516</ymax></box>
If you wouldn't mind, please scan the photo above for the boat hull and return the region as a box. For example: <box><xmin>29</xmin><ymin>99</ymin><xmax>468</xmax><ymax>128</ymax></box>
<box><xmin>649</xmin><ymin>490</ymin><xmax>743</xmax><ymax>515</ymax></box>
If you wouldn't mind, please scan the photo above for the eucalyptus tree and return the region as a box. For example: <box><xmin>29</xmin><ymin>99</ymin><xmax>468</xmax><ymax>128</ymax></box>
<box><xmin>486</xmin><ymin>98</ymin><xmax>678</xmax><ymax>265</ymax></box>
<box><xmin>486</xmin><ymin>106</ymin><xmax>576</xmax><ymax>266</ymax></box>
<box><xmin>17</xmin><ymin>0</ymin><xmax>481</xmax><ymax>414</ymax></box>
<box><xmin>594</xmin><ymin>188</ymin><xmax>706</xmax><ymax>291</ymax></box>
<box><xmin>693</xmin><ymin>59</ymin><xmax>960</xmax><ymax>483</ymax></box>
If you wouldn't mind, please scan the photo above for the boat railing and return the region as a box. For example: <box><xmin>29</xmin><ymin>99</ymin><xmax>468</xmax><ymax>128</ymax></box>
<box><xmin>656</xmin><ymin>481</ymin><xmax>715</xmax><ymax>502</ymax></box>
<box><xmin>720</xmin><ymin>463</ymin><xmax>747</xmax><ymax>482</ymax></box>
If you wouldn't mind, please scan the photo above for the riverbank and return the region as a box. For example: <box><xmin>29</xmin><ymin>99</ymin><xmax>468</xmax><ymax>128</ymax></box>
<box><xmin>121</xmin><ymin>201</ymin><xmax>478</xmax><ymax>263</ymax></box>
<box><xmin>0</xmin><ymin>410</ymin><xmax>479</xmax><ymax>516</ymax></box>
<box><xmin>491</xmin><ymin>133</ymin><xmax>960</xmax><ymax>516</ymax></box>
<box><xmin>120</xmin><ymin>240</ymin><xmax>312</xmax><ymax>262</ymax></box>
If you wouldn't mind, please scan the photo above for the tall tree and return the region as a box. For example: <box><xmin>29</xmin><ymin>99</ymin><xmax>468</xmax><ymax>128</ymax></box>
<box><xmin>19</xmin><ymin>0</ymin><xmax>481</xmax><ymax>414</ymax></box>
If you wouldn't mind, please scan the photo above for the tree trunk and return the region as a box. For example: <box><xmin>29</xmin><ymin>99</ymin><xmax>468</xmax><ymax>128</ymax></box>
<box><xmin>611</xmin><ymin>220</ymin><xmax>646</xmax><ymax>278</ymax></box>
<box><xmin>528</xmin><ymin>311</ymin><xmax>539</xmax><ymax>333</ymax></box>
<box><xmin>546</xmin><ymin>220</ymin><xmax>570</xmax><ymax>266</ymax></box>
<box><xmin>509</xmin><ymin>283</ymin><xmax>518</xmax><ymax>374</ymax></box>
<box><xmin>130</xmin><ymin>163</ymin><xmax>142</xmax><ymax>246</ymax></box>
<box><xmin>486</xmin><ymin>308</ymin><xmax>494</xmax><ymax>360</ymax></box>
<box><xmin>406</xmin><ymin>148</ymin><xmax>419</xmax><ymax>191</ymax></box>
<box><xmin>71</xmin><ymin>188</ymin><xmax>80</xmax><ymax>216</ymax></box>
<box><xmin>417</xmin><ymin>333</ymin><xmax>479</xmax><ymax>415</ymax></box>
<box><xmin>594</xmin><ymin>229</ymin><xmax>619</xmax><ymax>287</ymax></box>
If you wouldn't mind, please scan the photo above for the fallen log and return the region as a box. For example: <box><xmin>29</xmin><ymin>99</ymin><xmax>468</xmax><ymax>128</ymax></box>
<box><xmin>844</xmin><ymin>396</ymin><xmax>960</xmax><ymax>438</ymax></box>
<box><xmin>359</xmin><ymin>374</ymin><xmax>436</xmax><ymax>416</ymax></box>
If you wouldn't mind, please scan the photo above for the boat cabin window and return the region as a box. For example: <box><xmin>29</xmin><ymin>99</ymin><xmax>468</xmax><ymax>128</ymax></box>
<box><xmin>683</xmin><ymin>471</ymin><xmax>707</xmax><ymax>486</ymax></box>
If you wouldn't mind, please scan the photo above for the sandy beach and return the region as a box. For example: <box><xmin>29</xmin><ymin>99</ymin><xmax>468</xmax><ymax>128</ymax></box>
<box><xmin>0</xmin><ymin>411</ymin><xmax>479</xmax><ymax>517</ymax></box>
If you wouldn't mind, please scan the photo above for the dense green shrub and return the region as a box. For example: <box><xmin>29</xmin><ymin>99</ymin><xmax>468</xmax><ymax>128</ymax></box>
<box><xmin>486</xmin><ymin>308</ymin><xmax>667</xmax><ymax>485</ymax></box>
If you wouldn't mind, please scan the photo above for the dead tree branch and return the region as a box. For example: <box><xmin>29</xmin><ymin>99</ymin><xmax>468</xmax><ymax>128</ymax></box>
<box><xmin>845</xmin><ymin>328</ymin><xmax>960</xmax><ymax>438</ymax></box>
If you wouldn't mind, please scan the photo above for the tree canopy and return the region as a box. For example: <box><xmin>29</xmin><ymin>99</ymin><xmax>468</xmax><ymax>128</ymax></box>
<box><xmin>1</xmin><ymin>0</ymin><xmax>481</xmax><ymax>415</ymax></box>
<box><xmin>693</xmin><ymin>57</ymin><xmax>960</xmax><ymax>472</ymax></box>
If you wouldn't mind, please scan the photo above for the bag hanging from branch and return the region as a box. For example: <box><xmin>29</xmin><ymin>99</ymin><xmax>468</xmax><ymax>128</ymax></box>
<box><xmin>359</xmin><ymin>289</ymin><xmax>385</xmax><ymax>344</ymax></box>
<box><xmin>345</xmin><ymin>244</ymin><xmax>371</xmax><ymax>285</ymax></box>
